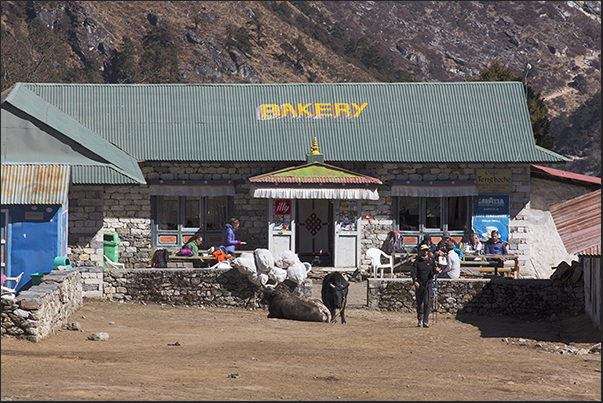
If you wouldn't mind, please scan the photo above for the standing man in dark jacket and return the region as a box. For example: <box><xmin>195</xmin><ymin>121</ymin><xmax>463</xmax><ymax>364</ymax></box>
<box><xmin>411</xmin><ymin>244</ymin><xmax>438</xmax><ymax>328</ymax></box>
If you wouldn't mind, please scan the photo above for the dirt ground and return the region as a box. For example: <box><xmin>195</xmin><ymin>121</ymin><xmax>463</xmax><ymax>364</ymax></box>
<box><xmin>1</xmin><ymin>281</ymin><xmax>601</xmax><ymax>401</ymax></box>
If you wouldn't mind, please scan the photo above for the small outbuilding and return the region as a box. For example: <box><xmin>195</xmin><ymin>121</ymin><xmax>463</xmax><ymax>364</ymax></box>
<box><xmin>550</xmin><ymin>189</ymin><xmax>601</xmax><ymax>329</ymax></box>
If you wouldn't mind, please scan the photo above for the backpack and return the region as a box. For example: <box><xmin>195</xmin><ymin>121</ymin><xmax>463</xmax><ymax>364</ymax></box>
<box><xmin>152</xmin><ymin>249</ymin><xmax>170</xmax><ymax>268</ymax></box>
<box><xmin>176</xmin><ymin>248</ymin><xmax>194</xmax><ymax>256</ymax></box>
<box><xmin>384</xmin><ymin>231</ymin><xmax>404</xmax><ymax>254</ymax></box>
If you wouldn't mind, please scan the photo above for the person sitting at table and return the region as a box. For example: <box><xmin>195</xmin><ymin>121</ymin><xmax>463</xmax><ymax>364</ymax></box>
<box><xmin>483</xmin><ymin>229</ymin><xmax>507</xmax><ymax>269</ymax></box>
<box><xmin>435</xmin><ymin>231</ymin><xmax>463</xmax><ymax>260</ymax></box>
<box><xmin>464</xmin><ymin>232</ymin><xmax>483</xmax><ymax>260</ymax></box>
<box><xmin>437</xmin><ymin>241</ymin><xmax>460</xmax><ymax>279</ymax></box>
<box><xmin>182</xmin><ymin>233</ymin><xmax>203</xmax><ymax>257</ymax></box>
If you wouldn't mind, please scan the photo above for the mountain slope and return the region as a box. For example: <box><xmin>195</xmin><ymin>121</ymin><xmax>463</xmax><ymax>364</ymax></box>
<box><xmin>1</xmin><ymin>1</ymin><xmax>600</xmax><ymax>176</ymax></box>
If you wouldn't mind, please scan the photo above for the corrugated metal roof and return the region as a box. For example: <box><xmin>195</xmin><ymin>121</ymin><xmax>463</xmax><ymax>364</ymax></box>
<box><xmin>532</xmin><ymin>164</ymin><xmax>602</xmax><ymax>184</ymax></box>
<box><xmin>2</xmin><ymin>84</ymin><xmax>146</xmax><ymax>185</ymax></box>
<box><xmin>1</xmin><ymin>164</ymin><xmax>70</xmax><ymax>205</ymax></box>
<box><xmin>10</xmin><ymin>82</ymin><xmax>569</xmax><ymax>164</ymax></box>
<box><xmin>577</xmin><ymin>244</ymin><xmax>601</xmax><ymax>256</ymax></box>
<box><xmin>549</xmin><ymin>189</ymin><xmax>601</xmax><ymax>256</ymax></box>
<box><xmin>70</xmin><ymin>165</ymin><xmax>146</xmax><ymax>185</ymax></box>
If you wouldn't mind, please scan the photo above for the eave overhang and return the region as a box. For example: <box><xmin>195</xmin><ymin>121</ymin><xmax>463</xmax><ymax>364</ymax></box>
<box><xmin>248</xmin><ymin>162</ymin><xmax>382</xmax><ymax>200</ymax></box>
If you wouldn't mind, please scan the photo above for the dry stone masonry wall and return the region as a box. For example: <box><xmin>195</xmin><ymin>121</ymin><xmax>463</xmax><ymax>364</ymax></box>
<box><xmin>102</xmin><ymin>267</ymin><xmax>313</xmax><ymax>308</ymax></box>
<box><xmin>367</xmin><ymin>278</ymin><xmax>584</xmax><ymax>315</ymax></box>
<box><xmin>3</xmin><ymin>267</ymin><xmax>585</xmax><ymax>343</ymax></box>
<box><xmin>1</xmin><ymin>270</ymin><xmax>83</xmax><ymax>342</ymax></box>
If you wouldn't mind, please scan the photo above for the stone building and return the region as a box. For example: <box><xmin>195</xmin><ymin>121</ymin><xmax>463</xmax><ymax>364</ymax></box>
<box><xmin>1</xmin><ymin>81</ymin><xmax>570</xmax><ymax>285</ymax></box>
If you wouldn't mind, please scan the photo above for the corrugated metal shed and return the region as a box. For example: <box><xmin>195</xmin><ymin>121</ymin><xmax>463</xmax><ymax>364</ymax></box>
<box><xmin>1</xmin><ymin>84</ymin><xmax>145</xmax><ymax>185</ymax></box>
<box><xmin>550</xmin><ymin>189</ymin><xmax>601</xmax><ymax>256</ymax></box>
<box><xmin>1</xmin><ymin>164</ymin><xmax>70</xmax><ymax>205</ymax></box>
<box><xmin>9</xmin><ymin>81</ymin><xmax>569</xmax><ymax>164</ymax></box>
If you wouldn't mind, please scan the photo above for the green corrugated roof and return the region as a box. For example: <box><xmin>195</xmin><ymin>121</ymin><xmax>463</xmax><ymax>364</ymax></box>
<box><xmin>70</xmin><ymin>164</ymin><xmax>146</xmax><ymax>185</ymax></box>
<box><xmin>9</xmin><ymin>82</ymin><xmax>569</xmax><ymax>164</ymax></box>
<box><xmin>1</xmin><ymin>84</ymin><xmax>146</xmax><ymax>185</ymax></box>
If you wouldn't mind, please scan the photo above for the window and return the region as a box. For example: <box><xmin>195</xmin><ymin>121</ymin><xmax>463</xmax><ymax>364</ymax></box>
<box><xmin>425</xmin><ymin>197</ymin><xmax>441</xmax><ymax>229</ymax></box>
<box><xmin>183</xmin><ymin>196</ymin><xmax>201</xmax><ymax>228</ymax></box>
<box><xmin>447</xmin><ymin>197</ymin><xmax>469</xmax><ymax>231</ymax></box>
<box><xmin>398</xmin><ymin>197</ymin><xmax>419</xmax><ymax>231</ymax></box>
<box><xmin>396</xmin><ymin>196</ymin><xmax>471</xmax><ymax>234</ymax></box>
<box><xmin>157</xmin><ymin>196</ymin><xmax>179</xmax><ymax>230</ymax></box>
<box><xmin>205</xmin><ymin>197</ymin><xmax>228</xmax><ymax>231</ymax></box>
<box><xmin>152</xmin><ymin>196</ymin><xmax>231</xmax><ymax>248</ymax></box>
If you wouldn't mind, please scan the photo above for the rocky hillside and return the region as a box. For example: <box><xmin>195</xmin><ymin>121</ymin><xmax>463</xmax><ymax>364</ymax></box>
<box><xmin>1</xmin><ymin>1</ymin><xmax>600</xmax><ymax>176</ymax></box>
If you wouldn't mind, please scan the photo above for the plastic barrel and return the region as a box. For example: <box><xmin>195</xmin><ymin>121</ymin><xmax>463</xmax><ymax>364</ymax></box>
<box><xmin>51</xmin><ymin>257</ymin><xmax>72</xmax><ymax>270</ymax></box>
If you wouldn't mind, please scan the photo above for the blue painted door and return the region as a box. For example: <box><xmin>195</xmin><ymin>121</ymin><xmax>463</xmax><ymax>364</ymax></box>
<box><xmin>8</xmin><ymin>205</ymin><xmax>61</xmax><ymax>291</ymax></box>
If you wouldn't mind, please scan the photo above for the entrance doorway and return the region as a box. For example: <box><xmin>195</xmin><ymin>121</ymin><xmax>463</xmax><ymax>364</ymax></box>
<box><xmin>296</xmin><ymin>199</ymin><xmax>332</xmax><ymax>266</ymax></box>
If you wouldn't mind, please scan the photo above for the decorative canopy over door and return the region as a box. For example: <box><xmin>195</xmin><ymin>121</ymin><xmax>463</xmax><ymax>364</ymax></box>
<box><xmin>249</xmin><ymin>139</ymin><xmax>382</xmax><ymax>200</ymax></box>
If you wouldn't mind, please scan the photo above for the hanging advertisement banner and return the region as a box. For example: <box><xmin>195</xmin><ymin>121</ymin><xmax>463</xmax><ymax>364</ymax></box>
<box><xmin>472</xmin><ymin>216</ymin><xmax>509</xmax><ymax>242</ymax></box>
<box><xmin>273</xmin><ymin>200</ymin><xmax>291</xmax><ymax>231</ymax></box>
<box><xmin>337</xmin><ymin>200</ymin><xmax>358</xmax><ymax>232</ymax></box>
<box><xmin>472</xmin><ymin>195</ymin><xmax>509</xmax><ymax>242</ymax></box>
<box><xmin>476</xmin><ymin>169</ymin><xmax>511</xmax><ymax>194</ymax></box>
<box><xmin>473</xmin><ymin>194</ymin><xmax>509</xmax><ymax>216</ymax></box>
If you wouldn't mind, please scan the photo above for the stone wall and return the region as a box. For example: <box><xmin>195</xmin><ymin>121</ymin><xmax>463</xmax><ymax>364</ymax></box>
<box><xmin>3</xmin><ymin>269</ymin><xmax>586</xmax><ymax>343</ymax></box>
<box><xmin>79</xmin><ymin>266</ymin><xmax>104</xmax><ymax>298</ymax></box>
<box><xmin>66</xmin><ymin>162</ymin><xmax>534</xmax><ymax>275</ymax></box>
<box><xmin>102</xmin><ymin>267</ymin><xmax>312</xmax><ymax>308</ymax></box>
<box><xmin>367</xmin><ymin>278</ymin><xmax>584</xmax><ymax>315</ymax></box>
<box><xmin>1</xmin><ymin>270</ymin><xmax>83</xmax><ymax>342</ymax></box>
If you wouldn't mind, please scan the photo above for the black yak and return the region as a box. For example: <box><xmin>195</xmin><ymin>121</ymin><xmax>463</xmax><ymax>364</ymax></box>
<box><xmin>321</xmin><ymin>272</ymin><xmax>349</xmax><ymax>324</ymax></box>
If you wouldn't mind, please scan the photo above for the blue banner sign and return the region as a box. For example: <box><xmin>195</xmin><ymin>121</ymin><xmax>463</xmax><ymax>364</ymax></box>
<box><xmin>472</xmin><ymin>195</ymin><xmax>510</xmax><ymax>242</ymax></box>
<box><xmin>473</xmin><ymin>195</ymin><xmax>509</xmax><ymax>216</ymax></box>
<box><xmin>472</xmin><ymin>216</ymin><xmax>509</xmax><ymax>242</ymax></box>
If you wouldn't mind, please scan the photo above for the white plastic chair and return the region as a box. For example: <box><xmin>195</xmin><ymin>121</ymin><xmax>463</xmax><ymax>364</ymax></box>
<box><xmin>104</xmin><ymin>254</ymin><xmax>125</xmax><ymax>269</ymax></box>
<box><xmin>366</xmin><ymin>248</ymin><xmax>394</xmax><ymax>278</ymax></box>
<box><xmin>1</xmin><ymin>272</ymin><xmax>23</xmax><ymax>300</ymax></box>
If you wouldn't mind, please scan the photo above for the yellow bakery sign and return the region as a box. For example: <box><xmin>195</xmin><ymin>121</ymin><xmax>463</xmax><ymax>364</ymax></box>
<box><xmin>257</xmin><ymin>102</ymin><xmax>368</xmax><ymax>120</ymax></box>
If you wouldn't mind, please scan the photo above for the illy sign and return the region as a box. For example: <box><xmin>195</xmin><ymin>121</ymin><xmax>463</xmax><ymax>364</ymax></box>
<box><xmin>274</xmin><ymin>200</ymin><xmax>291</xmax><ymax>215</ymax></box>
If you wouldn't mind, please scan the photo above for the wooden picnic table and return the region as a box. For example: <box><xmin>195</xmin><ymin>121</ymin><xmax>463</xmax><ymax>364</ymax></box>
<box><xmin>151</xmin><ymin>248</ymin><xmax>242</xmax><ymax>268</ymax></box>
<box><xmin>462</xmin><ymin>253</ymin><xmax>519</xmax><ymax>278</ymax></box>
<box><xmin>388</xmin><ymin>250</ymin><xmax>519</xmax><ymax>279</ymax></box>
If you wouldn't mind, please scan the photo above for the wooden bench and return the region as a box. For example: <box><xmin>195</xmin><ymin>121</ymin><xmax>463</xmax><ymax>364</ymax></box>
<box><xmin>461</xmin><ymin>254</ymin><xmax>519</xmax><ymax>278</ymax></box>
<box><xmin>169</xmin><ymin>255</ymin><xmax>218</xmax><ymax>268</ymax></box>
<box><xmin>151</xmin><ymin>248</ymin><xmax>220</xmax><ymax>268</ymax></box>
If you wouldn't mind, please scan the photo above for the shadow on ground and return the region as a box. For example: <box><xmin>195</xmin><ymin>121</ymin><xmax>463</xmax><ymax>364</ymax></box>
<box><xmin>456</xmin><ymin>311</ymin><xmax>601</xmax><ymax>345</ymax></box>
